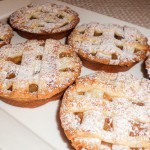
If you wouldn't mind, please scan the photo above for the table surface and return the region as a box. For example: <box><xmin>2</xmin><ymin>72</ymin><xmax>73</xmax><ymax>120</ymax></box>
<box><xmin>60</xmin><ymin>0</ymin><xmax>150</xmax><ymax>29</ymax></box>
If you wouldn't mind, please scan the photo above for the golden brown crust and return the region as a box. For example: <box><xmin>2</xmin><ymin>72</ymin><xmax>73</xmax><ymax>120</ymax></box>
<box><xmin>9</xmin><ymin>2</ymin><xmax>79</xmax><ymax>40</ymax></box>
<box><xmin>79</xmin><ymin>53</ymin><xmax>137</xmax><ymax>73</ymax></box>
<box><xmin>0</xmin><ymin>39</ymin><xmax>82</xmax><ymax>108</ymax></box>
<box><xmin>14</xmin><ymin>28</ymin><xmax>73</xmax><ymax>40</ymax></box>
<box><xmin>68</xmin><ymin>22</ymin><xmax>150</xmax><ymax>72</ymax></box>
<box><xmin>0</xmin><ymin>22</ymin><xmax>13</xmax><ymax>48</ymax></box>
<box><xmin>60</xmin><ymin>71</ymin><xmax>150</xmax><ymax>149</ymax></box>
<box><xmin>1</xmin><ymin>91</ymin><xmax>63</xmax><ymax>108</ymax></box>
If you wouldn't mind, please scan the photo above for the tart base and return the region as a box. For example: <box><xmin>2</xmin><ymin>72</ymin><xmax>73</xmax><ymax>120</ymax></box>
<box><xmin>81</xmin><ymin>57</ymin><xmax>136</xmax><ymax>73</ymax></box>
<box><xmin>0</xmin><ymin>91</ymin><xmax>64</xmax><ymax>108</ymax></box>
<box><xmin>15</xmin><ymin>29</ymin><xmax>74</xmax><ymax>40</ymax></box>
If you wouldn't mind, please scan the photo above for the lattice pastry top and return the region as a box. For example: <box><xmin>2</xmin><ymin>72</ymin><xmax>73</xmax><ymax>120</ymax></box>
<box><xmin>0</xmin><ymin>39</ymin><xmax>82</xmax><ymax>107</ymax></box>
<box><xmin>0</xmin><ymin>22</ymin><xmax>13</xmax><ymax>48</ymax></box>
<box><xmin>60</xmin><ymin>71</ymin><xmax>150</xmax><ymax>150</ymax></box>
<box><xmin>146</xmin><ymin>55</ymin><xmax>150</xmax><ymax>78</ymax></box>
<box><xmin>9</xmin><ymin>2</ymin><xmax>79</xmax><ymax>34</ymax></box>
<box><xmin>68</xmin><ymin>22</ymin><xmax>149</xmax><ymax>66</ymax></box>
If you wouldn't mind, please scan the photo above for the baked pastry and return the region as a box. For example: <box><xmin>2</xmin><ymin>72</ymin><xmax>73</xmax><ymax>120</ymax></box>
<box><xmin>60</xmin><ymin>71</ymin><xmax>150</xmax><ymax>149</ymax></box>
<box><xmin>9</xmin><ymin>2</ymin><xmax>79</xmax><ymax>40</ymax></box>
<box><xmin>68</xmin><ymin>22</ymin><xmax>149</xmax><ymax>72</ymax></box>
<box><xmin>0</xmin><ymin>39</ymin><xmax>82</xmax><ymax>108</ymax></box>
<box><xmin>145</xmin><ymin>55</ymin><xmax>150</xmax><ymax>78</ymax></box>
<box><xmin>0</xmin><ymin>22</ymin><xmax>13</xmax><ymax>48</ymax></box>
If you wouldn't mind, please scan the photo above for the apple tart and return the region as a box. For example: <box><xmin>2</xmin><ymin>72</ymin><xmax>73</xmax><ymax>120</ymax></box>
<box><xmin>0</xmin><ymin>39</ymin><xmax>82</xmax><ymax>107</ymax></box>
<box><xmin>9</xmin><ymin>2</ymin><xmax>79</xmax><ymax>40</ymax></box>
<box><xmin>68</xmin><ymin>22</ymin><xmax>149</xmax><ymax>72</ymax></box>
<box><xmin>60</xmin><ymin>71</ymin><xmax>150</xmax><ymax>150</ymax></box>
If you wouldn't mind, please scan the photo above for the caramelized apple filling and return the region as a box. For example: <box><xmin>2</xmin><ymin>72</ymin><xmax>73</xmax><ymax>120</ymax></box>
<box><xmin>112</xmin><ymin>53</ymin><xmax>118</xmax><ymax>60</ymax></box>
<box><xmin>114</xmin><ymin>34</ymin><xmax>123</xmax><ymax>40</ymax></box>
<box><xmin>36</xmin><ymin>55</ymin><xmax>43</xmax><ymax>60</ymax></box>
<box><xmin>103</xmin><ymin>93</ymin><xmax>113</xmax><ymax>102</ymax></box>
<box><xmin>6</xmin><ymin>73</ymin><xmax>16</xmax><ymax>79</ymax></box>
<box><xmin>29</xmin><ymin>84</ymin><xmax>38</xmax><ymax>93</ymax></box>
<box><xmin>7</xmin><ymin>56</ymin><xmax>22</xmax><ymax>65</ymax></box>
<box><xmin>103</xmin><ymin>118</ymin><xmax>113</xmax><ymax>131</ymax></box>
<box><xmin>74</xmin><ymin>112</ymin><xmax>83</xmax><ymax>124</ymax></box>
<box><xmin>59</xmin><ymin>52</ymin><xmax>73</xmax><ymax>58</ymax></box>
<box><xmin>101</xmin><ymin>141</ymin><xmax>112</xmax><ymax>148</ymax></box>
<box><xmin>129</xmin><ymin>122</ymin><xmax>147</xmax><ymax>137</ymax></box>
<box><xmin>94</xmin><ymin>31</ymin><xmax>102</xmax><ymax>36</ymax></box>
<box><xmin>7</xmin><ymin>85</ymin><xmax>13</xmax><ymax>91</ymax></box>
<box><xmin>59</xmin><ymin>68</ymin><xmax>74</xmax><ymax>72</ymax></box>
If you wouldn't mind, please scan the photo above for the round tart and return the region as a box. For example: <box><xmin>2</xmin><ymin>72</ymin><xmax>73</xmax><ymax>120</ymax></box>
<box><xmin>68</xmin><ymin>22</ymin><xmax>149</xmax><ymax>72</ymax></box>
<box><xmin>145</xmin><ymin>55</ymin><xmax>150</xmax><ymax>78</ymax></box>
<box><xmin>9</xmin><ymin>2</ymin><xmax>79</xmax><ymax>40</ymax></box>
<box><xmin>0</xmin><ymin>22</ymin><xmax>13</xmax><ymax>48</ymax></box>
<box><xmin>60</xmin><ymin>71</ymin><xmax>150</xmax><ymax>149</ymax></box>
<box><xmin>0</xmin><ymin>39</ymin><xmax>82</xmax><ymax>108</ymax></box>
